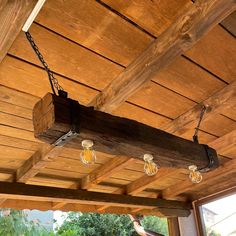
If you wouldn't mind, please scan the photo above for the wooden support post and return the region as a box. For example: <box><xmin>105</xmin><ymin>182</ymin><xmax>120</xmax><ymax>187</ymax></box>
<box><xmin>0</xmin><ymin>181</ymin><xmax>191</xmax><ymax>217</ymax></box>
<box><xmin>33</xmin><ymin>93</ymin><xmax>218</xmax><ymax>170</ymax></box>
<box><xmin>168</xmin><ymin>218</ymin><xmax>180</xmax><ymax>236</ymax></box>
<box><xmin>89</xmin><ymin>0</ymin><xmax>236</xmax><ymax>112</ymax></box>
<box><xmin>0</xmin><ymin>0</ymin><xmax>37</xmax><ymax>63</ymax></box>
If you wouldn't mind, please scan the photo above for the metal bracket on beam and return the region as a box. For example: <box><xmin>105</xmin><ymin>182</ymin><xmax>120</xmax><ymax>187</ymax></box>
<box><xmin>199</xmin><ymin>145</ymin><xmax>219</xmax><ymax>173</ymax></box>
<box><xmin>53</xmin><ymin>98</ymin><xmax>80</xmax><ymax>147</ymax></box>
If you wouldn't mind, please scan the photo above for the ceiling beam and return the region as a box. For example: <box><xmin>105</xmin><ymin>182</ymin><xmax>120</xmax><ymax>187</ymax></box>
<box><xmin>162</xmin><ymin>159</ymin><xmax>236</xmax><ymax>199</ymax></box>
<box><xmin>0</xmin><ymin>182</ymin><xmax>190</xmax><ymax>214</ymax></box>
<box><xmin>1</xmin><ymin>199</ymin><xmax>190</xmax><ymax>217</ymax></box>
<box><xmin>126</xmin><ymin>169</ymin><xmax>180</xmax><ymax>196</ymax></box>
<box><xmin>16</xmin><ymin>145</ymin><xmax>61</xmax><ymax>182</ymax></box>
<box><xmin>81</xmin><ymin>156</ymin><xmax>134</xmax><ymax>190</ymax></box>
<box><xmin>33</xmin><ymin>93</ymin><xmax>218</xmax><ymax>170</ymax></box>
<box><xmin>88</xmin><ymin>0</ymin><xmax>236</xmax><ymax>113</ymax></box>
<box><xmin>0</xmin><ymin>0</ymin><xmax>37</xmax><ymax>63</ymax></box>
<box><xmin>162</xmin><ymin>80</ymin><xmax>236</xmax><ymax>135</ymax></box>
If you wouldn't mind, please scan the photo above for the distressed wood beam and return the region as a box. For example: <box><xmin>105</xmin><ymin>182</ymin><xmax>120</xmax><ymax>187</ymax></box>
<box><xmin>81</xmin><ymin>156</ymin><xmax>133</xmax><ymax>190</ymax></box>
<box><xmin>0</xmin><ymin>0</ymin><xmax>37</xmax><ymax>63</ymax></box>
<box><xmin>162</xmin><ymin>130</ymin><xmax>236</xmax><ymax>199</ymax></box>
<box><xmin>0</xmin><ymin>198</ymin><xmax>6</xmax><ymax>206</ymax></box>
<box><xmin>162</xmin><ymin>80</ymin><xmax>236</xmax><ymax>135</ymax></box>
<box><xmin>89</xmin><ymin>0</ymin><xmax>236</xmax><ymax>112</ymax></box>
<box><xmin>33</xmin><ymin>93</ymin><xmax>218</xmax><ymax>170</ymax></box>
<box><xmin>0</xmin><ymin>182</ymin><xmax>190</xmax><ymax>215</ymax></box>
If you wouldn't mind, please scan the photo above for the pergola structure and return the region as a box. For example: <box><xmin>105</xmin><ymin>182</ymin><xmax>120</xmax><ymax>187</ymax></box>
<box><xmin>0</xmin><ymin>0</ymin><xmax>236</xmax><ymax>234</ymax></box>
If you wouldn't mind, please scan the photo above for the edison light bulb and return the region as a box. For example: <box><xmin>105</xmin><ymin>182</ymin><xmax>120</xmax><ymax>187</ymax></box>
<box><xmin>143</xmin><ymin>154</ymin><xmax>158</xmax><ymax>176</ymax></box>
<box><xmin>189</xmin><ymin>165</ymin><xmax>202</xmax><ymax>183</ymax></box>
<box><xmin>80</xmin><ymin>140</ymin><xmax>96</xmax><ymax>165</ymax></box>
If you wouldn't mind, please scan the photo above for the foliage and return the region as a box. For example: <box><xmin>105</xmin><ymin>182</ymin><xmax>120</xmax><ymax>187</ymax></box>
<box><xmin>57</xmin><ymin>212</ymin><xmax>169</xmax><ymax>236</ymax></box>
<box><xmin>57</xmin><ymin>212</ymin><xmax>137</xmax><ymax>236</ymax></box>
<box><xmin>0</xmin><ymin>209</ymin><xmax>53</xmax><ymax>236</ymax></box>
<box><xmin>141</xmin><ymin>216</ymin><xmax>169</xmax><ymax>236</ymax></box>
<box><xmin>206</xmin><ymin>227</ymin><xmax>221</xmax><ymax>236</ymax></box>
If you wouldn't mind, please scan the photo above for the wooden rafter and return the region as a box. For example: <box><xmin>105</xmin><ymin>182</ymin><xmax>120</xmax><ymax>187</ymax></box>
<box><xmin>89</xmin><ymin>0</ymin><xmax>236</xmax><ymax>113</ymax></box>
<box><xmin>162</xmin><ymin>158</ymin><xmax>236</xmax><ymax>199</ymax></box>
<box><xmin>16</xmin><ymin>145</ymin><xmax>61</xmax><ymax>182</ymax></box>
<box><xmin>162</xmin><ymin>80</ymin><xmax>236</xmax><ymax>135</ymax></box>
<box><xmin>0</xmin><ymin>182</ymin><xmax>190</xmax><ymax>216</ymax></box>
<box><xmin>0</xmin><ymin>0</ymin><xmax>37</xmax><ymax>63</ymax></box>
<box><xmin>81</xmin><ymin>156</ymin><xmax>133</xmax><ymax>190</ymax></box>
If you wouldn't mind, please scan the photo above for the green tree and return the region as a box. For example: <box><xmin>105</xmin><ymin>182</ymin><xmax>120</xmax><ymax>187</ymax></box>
<box><xmin>141</xmin><ymin>216</ymin><xmax>169</xmax><ymax>236</ymax></box>
<box><xmin>57</xmin><ymin>212</ymin><xmax>169</xmax><ymax>236</ymax></box>
<box><xmin>57</xmin><ymin>212</ymin><xmax>137</xmax><ymax>236</ymax></box>
<box><xmin>0</xmin><ymin>209</ymin><xmax>54</xmax><ymax>236</ymax></box>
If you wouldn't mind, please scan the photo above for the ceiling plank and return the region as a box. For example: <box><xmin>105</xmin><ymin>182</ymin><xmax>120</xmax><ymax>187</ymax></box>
<box><xmin>81</xmin><ymin>156</ymin><xmax>133</xmax><ymax>190</ymax></box>
<box><xmin>162</xmin><ymin>79</ymin><xmax>236</xmax><ymax>136</ymax></box>
<box><xmin>89</xmin><ymin>0</ymin><xmax>236</xmax><ymax>113</ymax></box>
<box><xmin>0</xmin><ymin>0</ymin><xmax>37</xmax><ymax>63</ymax></box>
<box><xmin>0</xmin><ymin>182</ymin><xmax>190</xmax><ymax>213</ymax></box>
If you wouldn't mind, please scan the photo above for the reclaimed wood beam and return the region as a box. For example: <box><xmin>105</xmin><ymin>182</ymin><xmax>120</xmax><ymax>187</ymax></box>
<box><xmin>89</xmin><ymin>0</ymin><xmax>236</xmax><ymax>112</ymax></box>
<box><xmin>81</xmin><ymin>156</ymin><xmax>133</xmax><ymax>190</ymax></box>
<box><xmin>162</xmin><ymin>80</ymin><xmax>236</xmax><ymax>135</ymax></box>
<box><xmin>0</xmin><ymin>0</ymin><xmax>37</xmax><ymax>63</ymax></box>
<box><xmin>33</xmin><ymin>93</ymin><xmax>218</xmax><ymax>170</ymax></box>
<box><xmin>0</xmin><ymin>182</ymin><xmax>190</xmax><ymax>214</ymax></box>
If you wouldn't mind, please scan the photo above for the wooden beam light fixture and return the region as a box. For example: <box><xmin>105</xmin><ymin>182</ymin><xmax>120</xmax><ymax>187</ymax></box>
<box><xmin>33</xmin><ymin>93</ymin><xmax>219</xmax><ymax>174</ymax></box>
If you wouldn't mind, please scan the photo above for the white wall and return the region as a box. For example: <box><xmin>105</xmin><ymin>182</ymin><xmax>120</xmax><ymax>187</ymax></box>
<box><xmin>178</xmin><ymin>210</ymin><xmax>198</xmax><ymax>236</ymax></box>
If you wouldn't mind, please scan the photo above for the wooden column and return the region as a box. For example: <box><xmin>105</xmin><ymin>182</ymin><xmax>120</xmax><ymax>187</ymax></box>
<box><xmin>168</xmin><ymin>218</ymin><xmax>180</xmax><ymax>236</ymax></box>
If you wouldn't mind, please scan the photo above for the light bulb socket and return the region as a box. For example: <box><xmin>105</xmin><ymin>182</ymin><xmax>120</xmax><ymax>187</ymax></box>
<box><xmin>143</xmin><ymin>154</ymin><xmax>154</xmax><ymax>162</ymax></box>
<box><xmin>188</xmin><ymin>165</ymin><xmax>198</xmax><ymax>171</ymax></box>
<box><xmin>81</xmin><ymin>140</ymin><xmax>94</xmax><ymax>148</ymax></box>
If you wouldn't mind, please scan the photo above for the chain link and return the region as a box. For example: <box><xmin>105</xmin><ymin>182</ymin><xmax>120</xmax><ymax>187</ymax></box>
<box><xmin>25</xmin><ymin>31</ymin><xmax>64</xmax><ymax>95</ymax></box>
<box><xmin>193</xmin><ymin>105</ymin><xmax>207</xmax><ymax>143</ymax></box>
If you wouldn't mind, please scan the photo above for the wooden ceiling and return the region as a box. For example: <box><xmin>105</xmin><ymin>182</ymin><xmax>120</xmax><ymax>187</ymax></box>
<box><xmin>0</xmin><ymin>0</ymin><xmax>236</xmax><ymax>217</ymax></box>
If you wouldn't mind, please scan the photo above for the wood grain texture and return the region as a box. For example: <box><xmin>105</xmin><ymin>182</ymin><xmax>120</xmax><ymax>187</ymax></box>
<box><xmin>100</xmin><ymin>0</ymin><xmax>192</xmax><ymax>37</ymax></box>
<box><xmin>0</xmin><ymin>0</ymin><xmax>37</xmax><ymax>63</ymax></box>
<box><xmin>162</xmin><ymin>79</ymin><xmax>236</xmax><ymax>136</ymax></box>
<box><xmin>89</xmin><ymin>0</ymin><xmax>236</xmax><ymax>113</ymax></box>
<box><xmin>0</xmin><ymin>182</ymin><xmax>190</xmax><ymax>212</ymax></box>
<box><xmin>186</xmin><ymin>25</ymin><xmax>236</xmax><ymax>83</ymax></box>
<box><xmin>81</xmin><ymin>156</ymin><xmax>133</xmax><ymax>189</ymax></box>
<box><xmin>1</xmin><ymin>199</ymin><xmax>190</xmax><ymax>217</ymax></box>
<box><xmin>35</xmin><ymin>0</ymin><xmax>152</xmax><ymax>66</ymax></box>
<box><xmin>33</xmin><ymin>93</ymin><xmax>218</xmax><ymax>170</ymax></box>
<box><xmin>221</xmin><ymin>11</ymin><xmax>236</xmax><ymax>37</ymax></box>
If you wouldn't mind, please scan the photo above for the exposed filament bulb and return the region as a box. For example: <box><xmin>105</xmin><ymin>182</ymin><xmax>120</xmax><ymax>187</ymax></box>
<box><xmin>189</xmin><ymin>165</ymin><xmax>202</xmax><ymax>184</ymax></box>
<box><xmin>143</xmin><ymin>154</ymin><xmax>158</xmax><ymax>176</ymax></box>
<box><xmin>80</xmin><ymin>140</ymin><xmax>96</xmax><ymax>165</ymax></box>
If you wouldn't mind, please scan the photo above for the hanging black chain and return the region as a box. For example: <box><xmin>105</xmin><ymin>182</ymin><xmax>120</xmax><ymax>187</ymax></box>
<box><xmin>193</xmin><ymin>105</ymin><xmax>207</xmax><ymax>143</ymax></box>
<box><xmin>25</xmin><ymin>31</ymin><xmax>67</xmax><ymax>98</ymax></box>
